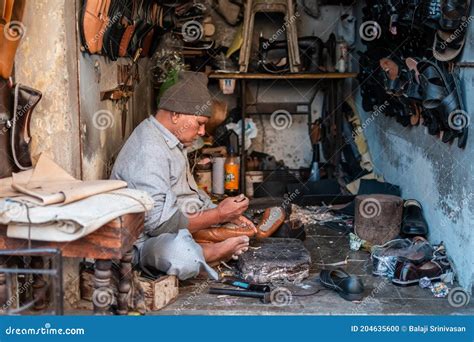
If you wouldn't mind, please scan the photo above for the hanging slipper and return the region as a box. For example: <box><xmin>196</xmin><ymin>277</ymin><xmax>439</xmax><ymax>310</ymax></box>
<box><xmin>379</xmin><ymin>57</ymin><xmax>417</xmax><ymax>125</ymax></box>
<box><xmin>417</xmin><ymin>59</ymin><xmax>468</xmax><ymax>148</ymax></box>
<box><xmin>433</xmin><ymin>0</ymin><xmax>471</xmax><ymax>60</ymax></box>
<box><xmin>439</xmin><ymin>0</ymin><xmax>471</xmax><ymax>31</ymax></box>
<box><xmin>433</xmin><ymin>29</ymin><xmax>468</xmax><ymax>61</ymax></box>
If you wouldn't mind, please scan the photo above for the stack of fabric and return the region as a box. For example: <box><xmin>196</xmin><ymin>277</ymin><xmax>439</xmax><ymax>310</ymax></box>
<box><xmin>0</xmin><ymin>154</ymin><xmax>153</xmax><ymax>242</ymax></box>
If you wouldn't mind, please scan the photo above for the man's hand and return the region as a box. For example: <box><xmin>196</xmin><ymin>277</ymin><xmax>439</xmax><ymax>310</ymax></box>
<box><xmin>230</xmin><ymin>215</ymin><xmax>257</xmax><ymax>233</ymax></box>
<box><xmin>217</xmin><ymin>194</ymin><xmax>249</xmax><ymax>223</ymax></box>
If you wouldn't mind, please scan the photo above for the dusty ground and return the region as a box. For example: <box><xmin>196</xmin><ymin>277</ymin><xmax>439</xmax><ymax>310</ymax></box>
<box><xmin>154</xmin><ymin>224</ymin><xmax>474</xmax><ymax>315</ymax></box>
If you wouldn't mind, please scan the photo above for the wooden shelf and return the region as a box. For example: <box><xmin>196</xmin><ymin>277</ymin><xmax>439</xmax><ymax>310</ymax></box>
<box><xmin>208</xmin><ymin>72</ymin><xmax>358</xmax><ymax>80</ymax></box>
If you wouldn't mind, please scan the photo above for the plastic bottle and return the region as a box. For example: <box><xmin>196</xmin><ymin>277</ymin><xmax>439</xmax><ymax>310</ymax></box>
<box><xmin>224</xmin><ymin>147</ymin><xmax>240</xmax><ymax>196</ymax></box>
<box><xmin>308</xmin><ymin>144</ymin><xmax>321</xmax><ymax>182</ymax></box>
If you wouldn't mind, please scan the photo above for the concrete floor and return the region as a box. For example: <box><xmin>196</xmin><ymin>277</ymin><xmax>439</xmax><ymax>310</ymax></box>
<box><xmin>156</xmin><ymin>224</ymin><xmax>474</xmax><ymax>315</ymax></box>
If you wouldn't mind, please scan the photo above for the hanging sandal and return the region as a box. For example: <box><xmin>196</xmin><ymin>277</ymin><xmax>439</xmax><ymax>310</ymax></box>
<box><xmin>417</xmin><ymin>59</ymin><xmax>468</xmax><ymax>148</ymax></box>
<box><xmin>433</xmin><ymin>28</ymin><xmax>468</xmax><ymax>61</ymax></box>
<box><xmin>439</xmin><ymin>0</ymin><xmax>471</xmax><ymax>31</ymax></box>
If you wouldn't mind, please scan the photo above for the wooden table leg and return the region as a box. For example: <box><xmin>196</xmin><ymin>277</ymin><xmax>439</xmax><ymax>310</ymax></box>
<box><xmin>93</xmin><ymin>259</ymin><xmax>113</xmax><ymax>315</ymax></box>
<box><xmin>0</xmin><ymin>256</ymin><xmax>7</xmax><ymax>311</ymax></box>
<box><xmin>117</xmin><ymin>249</ymin><xmax>133</xmax><ymax>315</ymax></box>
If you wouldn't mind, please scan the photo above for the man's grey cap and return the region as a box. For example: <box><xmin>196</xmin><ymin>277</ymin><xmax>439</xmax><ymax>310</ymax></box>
<box><xmin>159</xmin><ymin>71</ymin><xmax>213</xmax><ymax>117</ymax></box>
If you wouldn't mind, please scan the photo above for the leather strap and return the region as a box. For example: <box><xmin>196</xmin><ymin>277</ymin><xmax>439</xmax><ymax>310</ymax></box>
<box><xmin>119</xmin><ymin>24</ymin><xmax>135</xmax><ymax>57</ymax></box>
<box><xmin>0</xmin><ymin>0</ymin><xmax>14</xmax><ymax>25</ymax></box>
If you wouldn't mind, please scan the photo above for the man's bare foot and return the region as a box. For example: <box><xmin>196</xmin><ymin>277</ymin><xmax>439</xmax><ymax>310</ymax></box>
<box><xmin>200</xmin><ymin>236</ymin><xmax>250</xmax><ymax>264</ymax></box>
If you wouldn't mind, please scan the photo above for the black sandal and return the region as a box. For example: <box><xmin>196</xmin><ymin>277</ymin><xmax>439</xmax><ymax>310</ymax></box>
<box><xmin>319</xmin><ymin>268</ymin><xmax>364</xmax><ymax>301</ymax></box>
<box><xmin>417</xmin><ymin>59</ymin><xmax>468</xmax><ymax>148</ymax></box>
<box><xmin>439</xmin><ymin>0</ymin><xmax>471</xmax><ymax>31</ymax></box>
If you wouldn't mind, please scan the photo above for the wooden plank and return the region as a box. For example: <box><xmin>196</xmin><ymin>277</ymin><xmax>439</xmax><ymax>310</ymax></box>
<box><xmin>208</xmin><ymin>72</ymin><xmax>358</xmax><ymax>80</ymax></box>
<box><xmin>0</xmin><ymin>213</ymin><xmax>144</xmax><ymax>259</ymax></box>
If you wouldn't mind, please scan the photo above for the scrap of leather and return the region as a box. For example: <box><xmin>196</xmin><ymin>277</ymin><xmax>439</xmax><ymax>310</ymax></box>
<box><xmin>0</xmin><ymin>153</ymin><xmax>127</xmax><ymax>205</ymax></box>
<box><xmin>256</xmin><ymin>206</ymin><xmax>286</xmax><ymax>239</ymax></box>
<box><xmin>119</xmin><ymin>24</ymin><xmax>135</xmax><ymax>57</ymax></box>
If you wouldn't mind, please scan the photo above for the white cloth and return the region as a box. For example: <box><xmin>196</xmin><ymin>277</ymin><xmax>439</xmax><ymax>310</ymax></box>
<box><xmin>139</xmin><ymin>229</ymin><xmax>218</xmax><ymax>280</ymax></box>
<box><xmin>0</xmin><ymin>189</ymin><xmax>153</xmax><ymax>242</ymax></box>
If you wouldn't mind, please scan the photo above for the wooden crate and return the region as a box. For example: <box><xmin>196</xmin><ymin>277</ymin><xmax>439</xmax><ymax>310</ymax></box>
<box><xmin>80</xmin><ymin>267</ymin><xmax>178</xmax><ymax>312</ymax></box>
<box><xmin>139</xmin><ymin>275</ymin><xmax>179</xmax><ymax>311</ymax></box>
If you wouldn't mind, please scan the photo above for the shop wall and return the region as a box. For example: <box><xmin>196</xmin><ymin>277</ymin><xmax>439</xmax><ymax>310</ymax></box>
<box><xmin>16</xmin><ymin>0</ymin><xmax>154</xmax><ymax>180</ymax></box>
<box><xmin>216</xmin><ymin>4</ymin><xmax>352</xmax><ymax>169</ymax></box>
<box><xmin>353</xmin><ymin>4</ymin><xmax>474</xmax><ymax>291</ymax></box>
<box><xmin>16</xmin><ymin>0</ymin><xmax>82</xmax><ymax>177</ymax></box>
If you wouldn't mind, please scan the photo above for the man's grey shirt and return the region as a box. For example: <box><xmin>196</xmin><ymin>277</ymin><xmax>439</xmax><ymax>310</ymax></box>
<box><xmin>110</xmin><ymin>116</ymin><xmax>215</xmax><ymax>250</ymax></box>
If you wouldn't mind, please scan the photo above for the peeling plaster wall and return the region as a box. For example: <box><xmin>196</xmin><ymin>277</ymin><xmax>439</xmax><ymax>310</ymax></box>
<box><xmin>16</xmin><ymin>0</ymin><xmax>154</xmax><ymax>180</ymax></box>
<box><xmin>16</xmin><ymin>0</ymin><xmax>81</xmax><ymax>177</ymax></box>
<box><xmin>78</xmin><ymin>54</ymin><xmax>153</xmax><ymax>180</ymax></box>
<box><xmin>354</xmin><ymin>4</ymin><xmax>474</xmax><ymax>291</ymax></box>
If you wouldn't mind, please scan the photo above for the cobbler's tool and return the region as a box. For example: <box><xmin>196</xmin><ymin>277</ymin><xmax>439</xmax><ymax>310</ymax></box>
<box><xmin>221</xmin><ymin>276</ymin><xmax>271</xmax><ymax>293</ymax></box>
<box><xmin>209</xmin><ymin>288</ymin><xmax>271</xmax><ymax>303</ymax></box>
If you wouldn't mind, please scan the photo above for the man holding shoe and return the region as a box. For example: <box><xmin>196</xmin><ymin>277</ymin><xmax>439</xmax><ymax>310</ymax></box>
<box><xmin>111</xmin><ymin>71</ymin><xmax>255</xmax><ymax>280</ymax></box>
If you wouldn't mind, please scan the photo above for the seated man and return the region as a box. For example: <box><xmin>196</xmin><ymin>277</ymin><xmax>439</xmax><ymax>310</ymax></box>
<box><xmin>110</xmin><ymin>71</ymin><xmax>255</xmax><ymax>280</ymax></box>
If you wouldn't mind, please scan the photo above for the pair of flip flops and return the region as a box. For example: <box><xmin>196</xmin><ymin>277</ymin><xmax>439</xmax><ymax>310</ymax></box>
<box><xmin>433</xmin><ymin>0</ymin><xmax>471</xmax><ymax>61</ymax></box>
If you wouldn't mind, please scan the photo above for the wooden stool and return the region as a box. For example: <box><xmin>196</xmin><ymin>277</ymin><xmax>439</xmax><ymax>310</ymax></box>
<box><xmin>354</xmin><ymin>194</ymin><xmax>403</xmax><ymax>245</ymax></box>
<box><xmin>239</xmin><ymin>0</ymin><xmax>301</xmax><ymax>72</ymax></box>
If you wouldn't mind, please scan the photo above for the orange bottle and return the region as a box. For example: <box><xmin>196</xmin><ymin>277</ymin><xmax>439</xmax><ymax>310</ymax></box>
<box><xmin>224</xmin><ymin>147</ymin><xmax>239</xmax><ymax>196</ymax></box>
